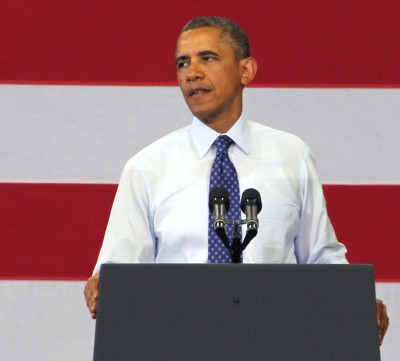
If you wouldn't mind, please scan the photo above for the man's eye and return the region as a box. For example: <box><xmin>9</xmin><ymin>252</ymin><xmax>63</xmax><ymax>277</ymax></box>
<box><xmin>177</xmin><ymin>61</ymin><xmax>189</xmax><ymax>69</ymax></box>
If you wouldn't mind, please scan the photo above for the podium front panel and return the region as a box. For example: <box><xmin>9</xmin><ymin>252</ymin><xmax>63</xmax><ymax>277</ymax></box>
<box><xmin>93</xmin><ymin>264</ymin><xmax>380</xmax><ymax>361</ymax></box>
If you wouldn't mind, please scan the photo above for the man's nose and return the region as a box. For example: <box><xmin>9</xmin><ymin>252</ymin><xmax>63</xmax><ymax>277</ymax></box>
<box><xmin>186</xmin><ymin>61</ymin><xmax>204</xmax><ymax>81</ymax></box>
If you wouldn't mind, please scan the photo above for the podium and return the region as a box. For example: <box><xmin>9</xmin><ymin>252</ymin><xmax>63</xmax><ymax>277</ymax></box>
<box><xmin>93</xmin><ymin>264</ymin><xmax>380</xmax><ymax>361</ymax></box>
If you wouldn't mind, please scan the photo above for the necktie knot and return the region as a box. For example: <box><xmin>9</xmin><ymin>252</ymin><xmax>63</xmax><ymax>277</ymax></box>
<box><xmin>214</xmin><ymin>135</ymin><xmax>234</xmax><ymax>155</ymax></box>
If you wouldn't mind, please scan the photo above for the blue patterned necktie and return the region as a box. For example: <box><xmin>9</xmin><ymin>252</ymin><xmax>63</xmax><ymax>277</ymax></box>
<box><xmin>208</xmin><ymin>135</ymin><xmax>241</xmax><ymax>263</ymax></box>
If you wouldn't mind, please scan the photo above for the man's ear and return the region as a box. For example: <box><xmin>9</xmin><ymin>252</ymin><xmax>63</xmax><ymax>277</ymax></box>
<box><xmin>240</xmin><ymin>57</ymin><xmax>258</xmax><ymax>86</ymax></box>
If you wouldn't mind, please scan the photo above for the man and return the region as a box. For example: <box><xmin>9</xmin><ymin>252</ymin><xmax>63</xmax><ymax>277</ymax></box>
<box><xmin>85</xmin><ymin>16</ymin><xmax>388</xmax><ymax>342</ymax></box>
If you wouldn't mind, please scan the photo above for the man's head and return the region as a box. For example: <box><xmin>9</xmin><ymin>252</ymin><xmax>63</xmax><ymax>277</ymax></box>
<box><xmin>176</xmin><ymin>17</ymin><xmax>257</xmax><ymax>133</ymax></box>
<box><xmin>181</xmin><ymin>16</ymin><xmax>251</xmax><ymax>61</ymax></box>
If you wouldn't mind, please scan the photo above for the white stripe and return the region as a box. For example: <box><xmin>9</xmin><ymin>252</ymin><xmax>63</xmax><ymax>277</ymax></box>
<box><xmin>1</xmin><ymin>85</ymin><xmax>399</xmax><ymax>183</ymax></box>
<box><xmin>0</xmin><ymin>280</ymin><xmax>95</xmax><ymax>361</ymax></box>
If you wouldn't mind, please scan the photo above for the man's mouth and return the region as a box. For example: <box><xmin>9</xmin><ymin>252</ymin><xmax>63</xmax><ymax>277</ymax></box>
<box><xmin>188</xmin><ymin>88</ymin><xmax>210</xmax><ymax>97</ymax></box>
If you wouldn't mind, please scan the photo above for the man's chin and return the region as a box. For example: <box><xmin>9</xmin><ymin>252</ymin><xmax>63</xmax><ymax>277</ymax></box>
<box><xmin>190</xmin><ymin>112</ymin><xmax>214</xmax><ymax>124</ymax></box>
<box><xmin>186</xmin><ymin>102</ymin><xmax>221</xmax><ymax>124</ymax></box>
<box><xmin>188</xmin><ymin>107</ymin><xmax>211</xmax><ymax>121</ymax></box>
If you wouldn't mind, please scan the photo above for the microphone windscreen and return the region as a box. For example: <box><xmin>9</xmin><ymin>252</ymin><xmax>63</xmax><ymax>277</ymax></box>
<box><xmin>240</xmin><ymin>188</ymin><xmax>262</xmax><ymax>213</ymax></box>
<box><xmin>209</xmin><ymin>187</ymin><xmax>230</xmax><ymax>211</ymax></box>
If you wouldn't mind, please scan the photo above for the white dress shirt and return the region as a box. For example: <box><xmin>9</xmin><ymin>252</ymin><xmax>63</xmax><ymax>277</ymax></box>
<box><xmin>93</xmin><ymin>116</ymin><xmax>347</xmax><ymax>274</ymax></box>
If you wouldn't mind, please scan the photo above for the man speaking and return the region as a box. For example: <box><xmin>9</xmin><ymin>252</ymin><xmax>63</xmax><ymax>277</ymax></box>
<box><xmin>84</xmin><ymin>16</ymin><xmax>388</xmax><ymax>343</ymax></box>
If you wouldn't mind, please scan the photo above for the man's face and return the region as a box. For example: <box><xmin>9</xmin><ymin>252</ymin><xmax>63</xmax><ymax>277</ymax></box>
<box><xmin>176</xmin><ymin>27</ymin><xmax>245</xmax><ymax>130</ymax></box>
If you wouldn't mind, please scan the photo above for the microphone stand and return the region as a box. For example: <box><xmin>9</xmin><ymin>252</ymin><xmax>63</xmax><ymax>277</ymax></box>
<box><xmin>230</xmin><ymin>222</ymin><xmax>242</xmax><ymax>263</ymax></box>
<box><xmin>220</xmin><ymin>219</ymin><xmax>258</xmax><ymax>263</ymax></box>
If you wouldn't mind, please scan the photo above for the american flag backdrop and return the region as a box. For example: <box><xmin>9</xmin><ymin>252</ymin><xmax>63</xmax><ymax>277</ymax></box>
<box><xmin>1</xmin><ymin>1</ymin><xmax>399</xmax><ymax>360</ymax></box>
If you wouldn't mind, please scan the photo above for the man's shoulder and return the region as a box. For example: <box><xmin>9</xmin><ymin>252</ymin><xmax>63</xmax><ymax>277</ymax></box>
<box><xmin>248</xmin><ymin>120</ymin><xmax>309</xmax><ymax>152</ymax></box>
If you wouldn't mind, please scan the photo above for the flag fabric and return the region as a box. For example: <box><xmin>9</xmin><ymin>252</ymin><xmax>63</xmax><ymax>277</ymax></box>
<box><xmin>1</xmin><ymin>2</ymin><xmax>399</xmax><ymax>360</ymax></box>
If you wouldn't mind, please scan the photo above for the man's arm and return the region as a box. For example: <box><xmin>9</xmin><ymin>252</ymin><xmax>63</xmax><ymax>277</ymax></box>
<box><xmin>295</xmin><ymin>149</ymin><xmax>348</xmax><ymax>264</ymax></box>
<box><xmin>92</xmin><ymin>159</ymin><xmax>156</xmax><ymax>274</ymax></box>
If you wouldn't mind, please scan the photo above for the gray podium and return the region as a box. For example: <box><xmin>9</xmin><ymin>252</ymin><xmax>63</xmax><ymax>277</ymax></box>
<box><xmin>93</xmin><ymin>264</ymin><xmax>380</xmax><ymax>361</ymax></box>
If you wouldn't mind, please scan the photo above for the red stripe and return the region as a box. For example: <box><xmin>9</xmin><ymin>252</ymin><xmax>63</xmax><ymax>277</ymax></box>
<box><xmin>1</xmin><ymin>1</ymin><xmax>399</xmax><ymax>85</ymax></box>
<box><xmin>0</xmin><ymin>183</ymin><xmax>115</xmax><ymax>279</ymax></box>
<box><xmin>0</xmin><ymin>277</ymin><xmax>88</xmax><ymax>282</ymax></box>
<box><xmin>0</xmin><ymin>183</ymin><xmax>399</xmax><ymax>279</ymax></box>
<box><xmin>324</xmin><ymin>185</ymin><xmax>400</xmax><ymax>281</ymax></box>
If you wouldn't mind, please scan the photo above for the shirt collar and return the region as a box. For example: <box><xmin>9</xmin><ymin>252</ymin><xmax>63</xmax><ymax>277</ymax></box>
<box><xmin>190</xmin><ymin>115</ymin><xmax>251</xmax><ymax>158</ymax></box>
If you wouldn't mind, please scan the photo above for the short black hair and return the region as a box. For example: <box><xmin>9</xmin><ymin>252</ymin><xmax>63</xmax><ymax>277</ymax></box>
<box><xmin>181</xmin><ymin>16</ymin><xmax>250</xmax><ymax>60</ymax></box>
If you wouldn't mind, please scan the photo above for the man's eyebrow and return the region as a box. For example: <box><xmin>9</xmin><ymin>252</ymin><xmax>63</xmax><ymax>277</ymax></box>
<box><xmin>175</xmin><ymin>55</ymin><xmax>189</xmax><ymax>64</ymax></box>
<box><xmin>198</xmin><ymin>50</ymin><xmax>220</xmax><ymax>57</ymax></box>
<box><xmin>175</xmin><ymin>50</ymin><xmax>221</xmax><ymax>64</ymax></box>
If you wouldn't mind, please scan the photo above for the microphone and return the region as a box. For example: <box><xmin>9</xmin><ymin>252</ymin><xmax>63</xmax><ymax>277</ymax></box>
<box><xmin>240</xmin><ymin>188</ymin><xmax>262</xmax><ymax>250</ymax></box>
<box><xmin>209</xmin><ymin>187</ymin><xmax>230</xmax><ymax>230</ymax></box>
<box><xmin>241</xmin><ymin>188</ymin><xmax>262</xmax><ymax>230</ymax></box>
<box><xmin>209</xmin><ymin>187</ymin><xmax>231</xmax><ymax>252</ymax></box>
